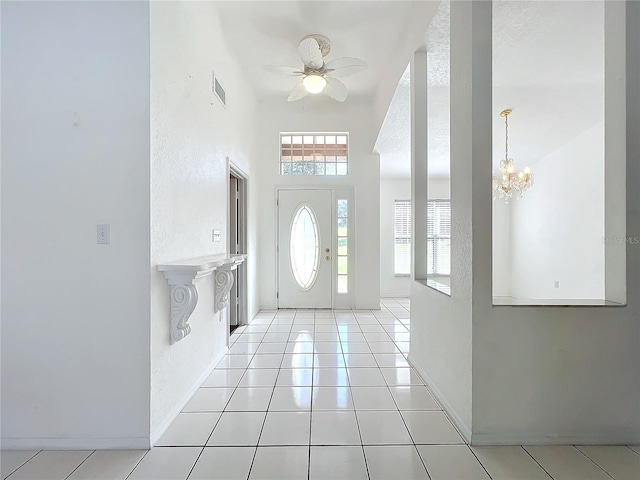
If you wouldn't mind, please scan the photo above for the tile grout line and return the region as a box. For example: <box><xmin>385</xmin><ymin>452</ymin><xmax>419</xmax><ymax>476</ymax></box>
<box><xmin>63</xmin><ymin>450</ymin><xmax>95</xmax><ymax>480</ymax></box>
<box><xmin>520</xmin><ymin>446</ymin><xmax>556</xmax><ymax>480</ymax></box>
<box><xmin>243</xmin><ymin>309</ymin><xmax>280</xmax><ymax>480</ymax></box>
<box><xmin>344</xmin><ymin>308</ymin><xmax>372</xmax><ymax>480</ymax></box>
<box><xmin>573</xmin><ymin>445</ymin><xmax>616</xmax><ymax>480</ymax></box>
<box><xmin>184</xmin><ymin>447</ymin><xmax>206</xmax><ymax>480</ymax></box>
<box><xmin>466</xmin><ymin>446</ymin><xmax>495</xmax><ymax>480</ymax></box>
<box><xmin>182</xmin><ymin>311</ymin><xmax>279</xmax><ymax>479</ymax></box>
<box><xmin>626</xmin><ymin>445</ymin><xmax>640</xmax><ymax>456</ymax></box>
<box><xmin>124</xmin><ymin>450</ymin><xmax>152</xmax><ymax>480</ymax></box>
<box><xmin>370</xmin><ymin>309</ymin><xmax>433</xmax><ymax>480</ymax></box>
<box><xmin>306</xmin><ymin>309</ymin><xmax>318</xmax><ymax>480</ymax></box>
<box><xmin>3</xmin><ymin>450</ymin><xmax>42</xmax><ymax>480</ymax></box>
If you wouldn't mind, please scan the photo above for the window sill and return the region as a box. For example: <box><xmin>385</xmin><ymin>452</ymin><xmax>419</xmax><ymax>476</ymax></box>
<box><xmin>492</xmin><ymin>297</ymin><xmax>626</xmax><ymax>307</ymax></box>
<box><xmin>415</xmin><ymin>277</ymin><xmax>451</xmax><ymax>297</ymax></box>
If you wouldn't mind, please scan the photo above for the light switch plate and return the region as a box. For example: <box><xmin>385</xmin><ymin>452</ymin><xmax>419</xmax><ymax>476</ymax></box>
<box><xmin>97</xmin><ymin>224</ymin><xmax>110</xmax><ymax>244</ymax></box>
<box><xmin>213</xmin><ymin>229</ymin><xmax>221</xmax><ymax>242</ymax></box>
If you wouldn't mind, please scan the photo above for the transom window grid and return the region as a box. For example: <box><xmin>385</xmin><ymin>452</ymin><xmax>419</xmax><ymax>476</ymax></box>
<box><xmin>427</xmin><ymin>200</ymin><xmax>451</xmax><ymax>275</ymax></box>
<box><xmin>337</xmin><ymin>199</ymin><xmax>348</xmax><ymax>293</ymax></box>
<box><xmin>280</xmin><ymin>133</ymin><xmax>348</xmax><ymax>176</ymax></box>
<box><xmin>394</xmin><ymin>200</ymin><xmax>411</xmax><ymax>275</ymax></box>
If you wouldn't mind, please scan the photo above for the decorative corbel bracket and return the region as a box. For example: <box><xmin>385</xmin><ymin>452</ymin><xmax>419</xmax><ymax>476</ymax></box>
<box><xmin>214</xmin><ymin>255</ymin><xmax>246</xmax><ymax>313</ymax></box>
<box><xmin>158</xmin><ymin>254</ymin><xmax>247</xmax><ymax>344</ymax></box>
<box><xmin>169</xmin><ymin>284</ymin><xmax>198</xmax><ymax>343</ymax></box>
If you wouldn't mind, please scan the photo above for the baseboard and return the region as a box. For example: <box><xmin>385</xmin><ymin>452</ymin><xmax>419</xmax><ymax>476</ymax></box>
<box><xmin>380</xmin><ymin>294</ymin><xmax>410</xmax><ymax>298</ymax></box>
<box><xmin>407</xmin><ymin>355</ymin><xmax>472</xmax><ymax>443</ymax></box>
<box><xmin>150</xmin><ymin>346</ymin><xmax>228</xmax><ymax>446</ymax></box>
<box><xmin>0</xmin><ymin>436</ymin><xmax>150</xmax><ymax>450</ymax></box>
<box><xmin>471</xmin><ymin>432</ymin><xmax>640</xmax><ymax>446</ymax></box>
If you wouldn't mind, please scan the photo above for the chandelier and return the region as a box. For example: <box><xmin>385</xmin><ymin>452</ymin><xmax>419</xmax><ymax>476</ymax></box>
<box><xmin>492</xmin><ymin>109</ymin><xmax>533</xmax><ymax>202</ymax></box>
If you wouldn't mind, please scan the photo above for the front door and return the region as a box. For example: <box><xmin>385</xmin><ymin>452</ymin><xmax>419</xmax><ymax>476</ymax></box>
<box><xmin>278</xmin><ymin>189</ymin><xmax>332</xmax><ymax>308</ymax></box>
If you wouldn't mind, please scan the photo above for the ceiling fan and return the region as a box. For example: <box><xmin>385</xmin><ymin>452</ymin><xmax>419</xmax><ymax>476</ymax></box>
<box><xmin>263</xmin><ymin>34</ymin><xmax>367</xmax><ymax>102</ymax></box>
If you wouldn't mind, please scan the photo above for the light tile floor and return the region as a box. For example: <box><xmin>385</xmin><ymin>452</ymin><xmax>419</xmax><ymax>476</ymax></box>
<box><xmin>2</xmin><ymin>298</ymin><xmax>639</xmax><ymax>479</ymax></box>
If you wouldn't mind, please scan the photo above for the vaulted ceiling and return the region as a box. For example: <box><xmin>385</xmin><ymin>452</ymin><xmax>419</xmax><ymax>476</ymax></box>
<box><xmin>376</xmin><ymin>0</ymin><xmax>605</xmax><ymax>179</ymax></box>
<box><xmin>214</xmin><ymin>1</ymin><xmax>432</xmax><ymax>102</ymax></box>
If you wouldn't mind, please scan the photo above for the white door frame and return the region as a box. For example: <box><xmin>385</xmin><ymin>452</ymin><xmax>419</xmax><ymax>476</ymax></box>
<box><xmin>275</xmin><ymin>186</ymin><xmax>355</xmax><ymax>310</ymax></box>
<box><xmin>228</xmin><ymin>161</ymin><xmax>249</xmax><ymax>326</ymax></box>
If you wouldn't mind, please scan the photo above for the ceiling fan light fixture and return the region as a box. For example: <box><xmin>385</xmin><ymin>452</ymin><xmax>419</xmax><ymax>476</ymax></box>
<box><xmin>303</xmin><ymin>74</ymin><xmax>327</xmax><ymax>94</ymax></box>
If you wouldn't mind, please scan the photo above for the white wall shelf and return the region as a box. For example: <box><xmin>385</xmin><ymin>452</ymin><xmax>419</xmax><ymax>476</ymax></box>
<box><xmin>158</xmin><ymin>254</ymin><xmax>247</xmax><ymax>344</ymax></box>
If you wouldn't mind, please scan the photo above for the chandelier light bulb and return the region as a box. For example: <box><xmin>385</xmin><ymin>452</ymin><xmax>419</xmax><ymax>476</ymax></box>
<box><xmin>524</xmin><ymin>166</ymin><xmax>531</xmax><ymax>174</ymax></box>
<box><xmin>507</xmin><ymin>164</ymin><xmax>515</xmax><ymax>174</ymax></box>
<box><xmin>303</xmin><ymin>74</ymin><xmax>327</xmax><ymax>94</ymax></box>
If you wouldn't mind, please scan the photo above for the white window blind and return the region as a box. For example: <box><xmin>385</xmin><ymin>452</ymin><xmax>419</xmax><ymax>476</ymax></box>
<box><xmin>427</xmin><ymin>200</ymin><xmax>451</xmax><ymax>275</ymax></box>
<box><xmin>394</xmin><ymin>200</ymin><xmax>411</xmax><ymax>275</ymax></box>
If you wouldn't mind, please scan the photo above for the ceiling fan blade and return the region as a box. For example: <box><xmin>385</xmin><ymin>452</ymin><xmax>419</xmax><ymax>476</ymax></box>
<box><xmin>262</xmin><ymin>65</ymin><xmax>304</xmax><ymax>76</ymax></box>
<box><xmin>324</xmin><ymin>57</ymin><xmax>368</xmax><ymax>78</ymax></box>
<box><xmin>287</xmin><ymin>82</ymin><xmax>309</xmax><ymax>102</ymax></box>
<box><xmin>325</xmin><ymin>77</ymin><xmax>348</xmax><ymax>102</ymax></box>
<box><xmin>298</xmin><ymin>37</ymin><xmax>324</xmax><ymax>70</ymax></box>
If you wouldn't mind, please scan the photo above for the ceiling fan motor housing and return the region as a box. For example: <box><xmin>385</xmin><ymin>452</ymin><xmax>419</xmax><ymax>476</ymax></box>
<box><xmin>301</xmin><ymin>34</ymin><xmax>331</xmax><ymax>57</ymax></box>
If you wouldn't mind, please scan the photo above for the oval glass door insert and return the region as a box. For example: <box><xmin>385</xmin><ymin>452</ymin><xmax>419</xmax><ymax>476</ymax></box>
<box><xmin>290</xmin><ymin>204</ymin><xmax>320</xmax><ymax>290</ymax></box>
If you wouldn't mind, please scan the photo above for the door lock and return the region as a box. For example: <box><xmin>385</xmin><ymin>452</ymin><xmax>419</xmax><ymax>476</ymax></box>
<box><xmin>325</xmin><ymin>248</ymin><xmax>330</xmax><ymax>253</ymax></box>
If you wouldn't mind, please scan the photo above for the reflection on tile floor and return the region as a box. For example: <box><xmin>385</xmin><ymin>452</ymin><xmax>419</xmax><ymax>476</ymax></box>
<box><xmin>2</xmin><ymin>298</ymin><xmax>639</xmax><ymax>479</ymax></box>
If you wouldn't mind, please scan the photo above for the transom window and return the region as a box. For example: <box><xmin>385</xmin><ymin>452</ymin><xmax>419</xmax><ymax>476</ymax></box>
<box><xmin>280</xmin><ymin>133</ymin><xmax>348</xmax><ymax>176</ymax></box>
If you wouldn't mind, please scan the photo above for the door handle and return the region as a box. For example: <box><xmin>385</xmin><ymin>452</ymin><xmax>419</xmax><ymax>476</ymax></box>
<box><xmin>325</xmin><ymin>256</ymin><xmax>330</xmax><ymax>261</ymax></box>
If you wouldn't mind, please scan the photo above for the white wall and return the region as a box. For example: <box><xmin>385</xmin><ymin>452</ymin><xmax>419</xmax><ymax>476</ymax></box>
<box><xmin>510</xmin><ymin>122</ymin><xmax>605</xmax><ymax>300</ymax></box>
<box><xmin>493</xmin><ymin>122</ymin><xmax>606</xmax><ymax>301</ymax></box>
<box><xmin>409</xmin><ymin>0</ymin><xmax>640</xmax><ymax>446</ymax></box>
<box><xmin>149</xmin><ymin>1</ymin><xmax>257</xmax><ymax>440</ymax></box>
<box><xmin>254</xmin><ymin>99</ymin><xmax>380</xmax><ymax>311</ymax></box>
<box><xmin>492</xmin><ymin>199</ymin><xmax>512</xmax><ymax>297</ymax></box>
<box><xmin>408</xmin><ymin>2</ymin><xmax>482</xmax><ymax>436</ymax></box>
<box><xmin>472</xmin><ymin>1</ymin><xmax>639</xmax><ymax>446</ymax></box>
<box><xmin>1</xmin><ymin>1</ymin><xmax>151</xmax><ymax>448</ymax></box>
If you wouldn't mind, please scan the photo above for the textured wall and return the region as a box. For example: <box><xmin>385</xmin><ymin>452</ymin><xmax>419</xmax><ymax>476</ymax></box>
<box><xmin>149</xmin><ymin>1</ymin><xmax>256</xmax><ymax>440</ymax></box>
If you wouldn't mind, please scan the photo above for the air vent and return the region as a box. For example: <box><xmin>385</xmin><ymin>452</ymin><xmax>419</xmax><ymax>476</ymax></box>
<box><xmin>213</xmin><ymin>72</ymin><xmax>226</xmax><ymax>107</ymax></box>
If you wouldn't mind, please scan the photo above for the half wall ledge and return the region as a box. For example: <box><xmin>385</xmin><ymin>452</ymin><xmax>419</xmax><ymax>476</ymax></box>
<box><xmin>158</xmin><ymin>254</ymin><xmax>248</xmax><ymax>344</ymax></box>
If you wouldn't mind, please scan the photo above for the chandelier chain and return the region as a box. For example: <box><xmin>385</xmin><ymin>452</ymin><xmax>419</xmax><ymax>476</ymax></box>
<box><xmin>505</xmin><ymin>113</ymin><xmax>509</xmax><ymax>161</ymax></box>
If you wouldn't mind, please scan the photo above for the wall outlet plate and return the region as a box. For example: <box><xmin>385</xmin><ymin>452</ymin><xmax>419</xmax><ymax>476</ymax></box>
<box><xmin>97</xmin><ymin>224</ymin><xmax>110</xmax><ymax>244</ymax></box>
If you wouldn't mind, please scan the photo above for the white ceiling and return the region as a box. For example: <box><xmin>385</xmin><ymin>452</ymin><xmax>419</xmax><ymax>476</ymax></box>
<box><xmin>214</xmin><ymin>1</ymin><xmax>427</xmax><ymax>101</ymax></box>
<box><xmin>376</xmin><ymin>0</ymin><xmax>605</xmax><ymax>179</ymax></box>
